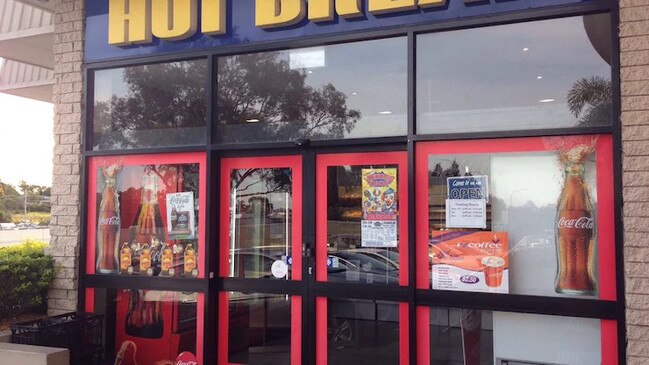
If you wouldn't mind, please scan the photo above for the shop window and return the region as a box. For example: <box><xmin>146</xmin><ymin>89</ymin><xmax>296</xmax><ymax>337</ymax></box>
<box><xmin>87</xmin><ymin>288</ymin><xmax>204</xmax><ymax>365</ymax></box>
<box><xmin>415</xmin><ymin>135</ymin><xmax>615</xmax><ymax>300</ymax></box>
<box><xmin>92</xmin><ymin>60</ymin><xmax>208</xmax><ymax>150</ymax></box>
<box><xmin>86</xmin><ymin>153</ymin><xmax>206</xmax><ymax>278</ymax></box>
<box><xmin>416</xmin><ymin>15</ymin><xmax>612</xmax><ymax>134</ymax></box>
<box><xmin>417</xmin><ymin>306</ymin><xmax>617</xmax><ymax>365</ymax></box>
<box><xmin>316</xmin><ymin>298</ymin><xmax>408</xmax><ymax>365</ymax></box>
<box><xmin>220</xmin><ymin>156</ymin><xmax>303</xmax><ymax>281</ymax></box>
<box><xmin>215</xmin><ymin>37</ymin><xmax>407</xmax><ymax>143</ymax></box>
<box><xmin>218</xmin><ymin>292</ymin><xmax>301</xmax><ymax>365</ymax></box>
<box><xmin>316</xmin><ymin>152</ymin><xmax>409</xmax><ymax>286</ymax></box>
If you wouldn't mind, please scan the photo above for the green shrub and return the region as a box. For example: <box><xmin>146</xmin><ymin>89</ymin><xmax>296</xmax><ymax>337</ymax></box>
<box><xmin>0</xmin><ymin>240</ymin><xmax>55</xmax><ymax>320</ymax></box>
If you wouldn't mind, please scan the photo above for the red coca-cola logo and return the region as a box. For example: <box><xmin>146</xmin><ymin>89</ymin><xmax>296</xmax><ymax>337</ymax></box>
<box><xmin>558</xmin><ymin>216</ymin><xmax>594</xmax><ymax>229</ymax></box>
<box><xmin>176</xmin><ymin>351</ymin><xmax>198</xmax><ymax>365</ymax></box>
<box><xmin>99</xmin><ymin>216</ymin><xmax>120</xmax><ymax>226</ymax></box>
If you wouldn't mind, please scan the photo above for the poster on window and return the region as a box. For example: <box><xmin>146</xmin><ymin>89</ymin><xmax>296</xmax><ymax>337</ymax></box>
<box><xmin>166</xmin><ymin>192</ymin><xmax>195</xmax><ymax>240</ymax></box>
<box><xmin>447</xmin><ymin>175</ymin><xmax>489</xmax><ymax>201</ymax></box>
<box><xmin>430</xmin><ymin>231</ymin><xmax>509</xmax><ymax>294</ymax></box>
<box><xmin>361</xmin><ymin>168</ymin><xmax>398</xmax><ymax>247</ymax></box>
<box><xmin>361</xmin><ymin>168</ymin><xmax>397</xmax><ymax>220</ymax></box>
<box><xmin>361</xmin><ymin>220</ymin><xmax>398</xmax><ymax>248</ymax></box>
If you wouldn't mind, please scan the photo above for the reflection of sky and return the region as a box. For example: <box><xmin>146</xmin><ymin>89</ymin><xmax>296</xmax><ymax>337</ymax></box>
<box><xmin>94</xmin><ymin>68</ymin><xmax>127</xmax><ymax>102</ymax></box>
<box><xmin>417</xmin><ymin>16</ymin><xmax>610</xmax><ymax>132</ymax></box>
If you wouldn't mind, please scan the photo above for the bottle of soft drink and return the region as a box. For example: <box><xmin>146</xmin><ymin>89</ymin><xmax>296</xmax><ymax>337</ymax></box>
<box><xmin>555</xmin><ymin>143</ymin><xmax>597</xmax><ymax>295</ymax></box>
<box><xmin>96</xmin><ymin>164</ymin><xmax>121</xmax><ymax>274</ymax></box>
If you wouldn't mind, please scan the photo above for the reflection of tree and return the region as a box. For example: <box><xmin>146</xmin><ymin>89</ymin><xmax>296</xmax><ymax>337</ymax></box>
<box><xmin>231</xmin><ymin>169</ymin><xmax>292</xmax><ymax>197</ymax></box>
<box><xmin>217</xmin><ymin>52</ymin><xmax>360</xmax><ymax>142</ymax></box>
<box><xmin>94</xmin><ymin>62</ymin><xmax>207</xmax><ymax>149</ymax></box>
<box><xmin>567</xmin><ymin>76</ymin><xmax>612</xmax><ymax>127</ymax></box>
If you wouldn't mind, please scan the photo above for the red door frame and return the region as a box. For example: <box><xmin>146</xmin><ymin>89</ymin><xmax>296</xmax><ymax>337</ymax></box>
<box><xmin>218</xmin><ymin>155</ymin><xmax>303</xmax><ymax>365</ymax></box>
<box><xmin>414</xmin><ymin>135</ymin><xmax>617</xmax><ymax>365</ymax></box>
<box><xmin>314</xmin><ymin>151</ymin><xmax>410</xmax><ymax>365</ymax></box>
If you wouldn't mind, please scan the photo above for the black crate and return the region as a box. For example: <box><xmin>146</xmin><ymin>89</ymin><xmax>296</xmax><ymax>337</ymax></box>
<box><xmin>11</xmin><ymin>312</ymin><xmax>104</xmax><ymax>365</ymax></box>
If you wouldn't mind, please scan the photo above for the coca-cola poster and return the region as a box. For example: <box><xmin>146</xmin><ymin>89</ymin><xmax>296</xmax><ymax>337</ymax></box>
<box><xmin>166</xmin><ymin>192</ymin><xmax>196</xmax><ymax>239</ymax></box>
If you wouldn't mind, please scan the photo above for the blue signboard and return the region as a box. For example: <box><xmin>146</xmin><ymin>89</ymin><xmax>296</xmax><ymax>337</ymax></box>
<box><xmin>86</xmin><ymin>0</ymin><xmax>595</xmax><ymax>63</ymax></box>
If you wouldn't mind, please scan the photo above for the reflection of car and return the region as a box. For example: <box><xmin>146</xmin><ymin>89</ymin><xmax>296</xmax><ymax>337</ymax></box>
<box><xmin>328</xmin><ymin>251</ymin><xmax>400</xmax><ymax>285</ymax></box>
<box><xmin>0</xmin><ymin>223</ymin><xmax>17</xmax><ymax>230</ymax></box>
<box><xmin>350</xmin><ymin>248</ymin><xmax>400</xmax><ymax>269</ymax></box>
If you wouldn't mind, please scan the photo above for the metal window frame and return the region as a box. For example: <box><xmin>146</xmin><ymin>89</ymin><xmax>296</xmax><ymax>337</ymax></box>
<box><xmin>77</xmin><ymin>1</ymin><xmax>625</xmax><ymax>364</ymax></box>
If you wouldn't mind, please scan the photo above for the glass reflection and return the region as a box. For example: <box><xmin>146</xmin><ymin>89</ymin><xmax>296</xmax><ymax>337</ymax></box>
<box><xmin>216</xmin><ymin>37</ymin><xmax>407</xmax><ymax>143</ymax></box>
<box><xmin>327</xmin><ymin>165</ymin><xmax>400</xmax><ymax>285</ymax></box>
<box><xmin>328</xmin><ymin>299</ymin><xmax>400</xmax><ymax>364</ymax></box>
<box><xmin>426</xmin><ymin>307</ymin><xmax>602</xmax><ymax>365</ymax></box>
<box><xmin>417</xmin><ymin>15</ymin><xmax>612</xmax><ymax>134</ymax></box>
<box><xmin>229</xmin><ymin>168</ymin><xmax>293</xmax><ymax>279</ymax></box>
<box><xmin>426</xmin><ymin>142</ymin><xmax>600</xmax><ymax>298</ymax></box>
<box><xmin>228</xmin><ymin>293</ymin><xmax>292</xmax><ymax>365</ymax></box>
<box><xmin>93</xmin><ymin>60</ymin><xmax>207</xmax><ymax>150</ymax></box>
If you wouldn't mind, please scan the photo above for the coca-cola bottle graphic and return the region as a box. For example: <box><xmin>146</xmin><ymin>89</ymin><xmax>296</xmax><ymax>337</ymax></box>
<box><xmin>96</xmin><ymin>164</ymin><xmax>122</xmax><ymax>274</ymax></box>
<box><xmin>125</xmin><ymin>289</ymin><xmax>164</xmax><ymax>339</ymax></box>
<box><xmin>555</xmin><ymin>142</ymin><xmax>597</xmax><ymax>295</ymax></box>
<box><xmin>132</xmin><ymin>172</ymin><xmax>165</xmax><ymax>271</ymax></box>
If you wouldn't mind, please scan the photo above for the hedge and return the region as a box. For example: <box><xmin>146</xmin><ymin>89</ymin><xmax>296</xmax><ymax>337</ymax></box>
<box><xmin>0</xmin><ymin>241</ymin><xmax>55</xmax><ymax>320</ymax></box>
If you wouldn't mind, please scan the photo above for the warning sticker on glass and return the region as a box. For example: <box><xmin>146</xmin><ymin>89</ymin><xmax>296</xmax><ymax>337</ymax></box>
<box><xmin>361</xmin><ymin>220</ymin><xmax>397</xmax><ymax>248</ymax></box>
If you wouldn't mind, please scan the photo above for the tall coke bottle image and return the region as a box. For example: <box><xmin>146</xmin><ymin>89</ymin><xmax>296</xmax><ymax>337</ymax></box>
<box><xmin>96</xmin><ymin>164</ymin><xmax>122</xmax><ymax>274</ymax></box>
<box><xmin>132</xmin><ymin>171</ymin><xmax>165</xmax><ymax>274</ymax></box>
<box><xmin>555</xmin><ymin>141</ymin><xmax>597</xmax><ymax>295</ymax></box>
<box><xmin>125</xmin><ymin>290</ymin><xmax>164</xmax><ymax>339</ymax></box>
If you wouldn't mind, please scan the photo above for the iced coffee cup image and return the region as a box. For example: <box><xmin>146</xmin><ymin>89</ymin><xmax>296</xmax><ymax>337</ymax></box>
<box><xmin>481</xmin><ymin>256</ymin><xmax>505</xmax><ymax>288</ymax></box>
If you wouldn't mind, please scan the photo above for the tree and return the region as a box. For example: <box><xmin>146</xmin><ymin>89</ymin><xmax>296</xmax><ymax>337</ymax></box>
<box><xmin>217</xmin><ymin>52</ymin><xmax>361</xmax><ymax>142</ymax></box>
<box><xmin>94</xmin><ymin>61</ymin><xmax>208</xmax><ymax>149</ymax></box>
<box><xmin>567</xmin><ymin>76</ymin><xmax>612</xmax><ymax>127</ymax></box>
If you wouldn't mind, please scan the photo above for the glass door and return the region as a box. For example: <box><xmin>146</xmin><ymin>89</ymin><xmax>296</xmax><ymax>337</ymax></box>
<box><xmin>219</xmin><ymin>155</ymin><xmax>303</xmax><ymax>365</ymax></box>
<box><xmin>313</xmin><ymin>151</ymin><xmax>410</xmax><ymax>365</ymax></box>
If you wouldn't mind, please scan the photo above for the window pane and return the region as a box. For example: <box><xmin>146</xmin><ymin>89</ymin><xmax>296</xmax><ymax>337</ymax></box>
<box><xmin>93</xmin><ymin>60</ymin><xmax>207</xmax><ymax>150</ymax></box>
<box><xmin>417</xmin><ymin>15</ymin><xmax>612</xmax><ymax>134</ymax></box>
<box><xmin>327</xmin><ymin>165</ymin><xmax>401</xmax><ymax>285</ymax></box>
<box><xmin>216</xmin><ymin>37</ymin><xmax>407</xmax><ymax>143</ymax></box>
<box><xmin>94</xmin><ymin>161</ymin><xmax>201</xmax><ymax>277</ymax></box>
<box><xmin>228</xmin><ymin>168</ymin><xmax>294</xmax><ymax>279</ymax></box>
<box><xmin>227</xmin><ymin>292</ymin><xmax>294</xmax><ymax>365</ymax></box>
<box><xmin>92</xmin><ymin>288</ymin><xmax>202</xmax><ymax>365</ymax></box>
<box><xmin>328</xmin><ymin>299</ymin><xmax>401</xmax><ymax>364</ymax></box>
<box><xmin>423</xmin><ymin>136</ymin><xmax>610</xmax><ymax>298</ymax></box>
<box><xmin>425</xmin><ymin>307</ymin><xmax>602</xmax><ymax>365</ymax></box>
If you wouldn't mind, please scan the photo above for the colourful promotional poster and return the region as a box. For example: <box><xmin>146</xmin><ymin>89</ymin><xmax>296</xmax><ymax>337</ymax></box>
<box><xmin>361</xmin><ymin>168</ymin><xmax>397</xmax><ymax>220</ymax></box>
<box><xmin>430</xmin><ymin>231</ymin><xmax>509</xmax><ymax>293</ymax></box>
<box><xmin>361</xmin><ymin>168</ymin><xmax>398</xmax><ymax>247</ymax></box>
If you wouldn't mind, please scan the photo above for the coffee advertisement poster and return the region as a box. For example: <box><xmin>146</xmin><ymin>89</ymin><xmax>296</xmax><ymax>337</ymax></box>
<box><xmin>430</xmin><ymin>231</ymin><xmax>509</xmax><ymax>293</ymax></box>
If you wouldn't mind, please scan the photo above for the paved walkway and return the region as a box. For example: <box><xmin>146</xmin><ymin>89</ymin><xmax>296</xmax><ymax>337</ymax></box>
<box><xmin>0</xmin><ymin>228</ymin><xmax>50</xmax><ymax>247</ymax></box>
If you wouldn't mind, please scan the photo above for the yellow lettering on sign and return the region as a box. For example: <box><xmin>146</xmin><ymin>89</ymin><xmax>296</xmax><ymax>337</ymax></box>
<box><xmin>368</xmin><ymin>0</ymin><xmax>416</xmax><ymax>14</ymax></box>
<box><xmin>308</xmin><ymin>0</ymin><xmax>364</xmax><ymax>22</ymax></box>
<box><xmin>108</xmin><ymin>0</ymin><xmax>151</xmax><ymax>45</ymax></box>
<box><xmin>337</xmin><ymin>0</ymin><xmax>363</xmax><ymax>18</ymax></box>
<box><xmin>308</xmin><ymin>0</ymin><xmax>334</xmax><ymax>22</ymax></box>
<box><xmin>256</xmin><ymin>0</ymin><xmax>306</xmax><ymax>28</ymax></box>
<box><xmin>202</xmin><ymin>0</ymin><xmax>226</xmax><ymax>34</ymax></box>
<box><xmin>418</xmin><ymin>0</ymin><xmax>446</xmax><ymax>7</ymax></box>
<box><xmin>152</xmin><ymin>0</ymin><xmax>198</xmax><ymax>41</ymax></box>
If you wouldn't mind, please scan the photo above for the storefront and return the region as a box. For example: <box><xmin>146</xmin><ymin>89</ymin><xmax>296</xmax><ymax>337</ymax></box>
<box><xmin>70</xmin><ymin>0</ymin><xmax>625</xmax><ymax>364</ymax></box>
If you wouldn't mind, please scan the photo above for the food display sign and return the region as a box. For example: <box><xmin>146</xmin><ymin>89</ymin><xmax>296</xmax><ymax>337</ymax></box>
<box><xmin>361</xmin><ymin>168</ymin><xmax>397</xmax><ymax>248</ymax></box>
<box><xmin>430</xmin><ymin>231</ymin><xmax>509</xmax><ymax>294</ymax></box>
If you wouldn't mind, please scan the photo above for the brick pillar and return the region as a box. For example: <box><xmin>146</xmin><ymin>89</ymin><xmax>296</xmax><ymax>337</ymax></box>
<box><xmin>620</xmin><ymin>0</ymin><xmax>649</xmax><ymax>363</ymax></box>
<box><xmin>47</xmin><ymin>0</ymin><xmax>84</xmax><ymax>315</ymax></box>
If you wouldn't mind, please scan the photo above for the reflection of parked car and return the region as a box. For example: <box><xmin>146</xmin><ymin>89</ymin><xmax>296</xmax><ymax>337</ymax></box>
<box><xmin>328</xmin><ymin>251</ymin><xmax>400</xmax><ymax>285</ymax></box>
<box><xmin>350</xmin><ymin>248</ymin><xmax>400</xmax><ymax>269</ymax></box>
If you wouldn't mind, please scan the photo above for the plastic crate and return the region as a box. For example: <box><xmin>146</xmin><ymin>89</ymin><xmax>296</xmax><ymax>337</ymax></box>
<box><xmin>10</xmin><ymin>312</ymin><xmax>104</xmax><ymax>365</ymax></box>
